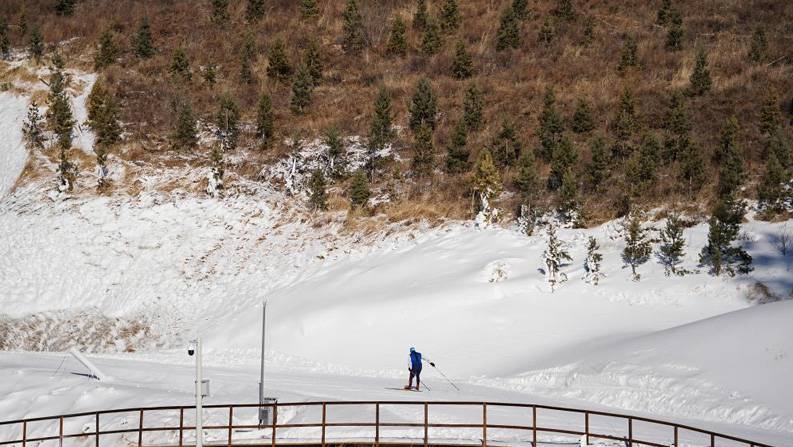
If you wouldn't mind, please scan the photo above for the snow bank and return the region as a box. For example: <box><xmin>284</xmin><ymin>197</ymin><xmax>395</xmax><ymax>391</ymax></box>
<box><xmin>0</xmin><ymin>92</ymin><xmax>29</xmax><ymax>197</ymax></box>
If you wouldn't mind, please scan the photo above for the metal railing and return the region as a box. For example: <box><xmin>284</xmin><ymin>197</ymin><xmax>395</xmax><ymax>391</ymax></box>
<box><xmin>0</xmin><ymin>401</ymin><xmax>779</xmax><ymax>447</ymax></box>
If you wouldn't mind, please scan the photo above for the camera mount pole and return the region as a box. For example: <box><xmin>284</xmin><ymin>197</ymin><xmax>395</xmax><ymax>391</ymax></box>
<box><xmin>195</xmin><ymin>336</ymin><xmax>203</xmax><ymax>447</ymax></box>
<box><xmin>258</xmin><ymin>300</ymin><xmax>267</xmax><ymax>425</ymax></box>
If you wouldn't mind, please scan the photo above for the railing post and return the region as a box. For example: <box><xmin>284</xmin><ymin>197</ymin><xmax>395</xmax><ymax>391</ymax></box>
<box><xmin>179</xmin><ymin>408</ymin><xmax>184</xmax><ymax>447</ymax></box>
<box><xmin>138</xmin><ymin>409</ymin><xmax>144</xmax><ymax>447</ymax></box>
<box><xmin>321</xmin><ymin>403</ymin><xmax>327</xmax><ymax>447</ymax></box>
<box><xmin>628</xmin><ymin>417</ymin><xmax>633</xmax><ymax>447</ymax></box>
<box><xmin>227</xmin><ymin>406</ymin><xmax>233</xmax><ymax>447</ymax></box>
<box><xmin>532</xmin><ymin>406</ymin><xmax>537</xmax><ymax>447</ymax></box>
<box><xmin>95</xmin><ymin>413</ymin><xmax>100</xmax><ymax>447</ymax></box>
<box><xmin>585</xmin><ymin>411</ymin><xmax>589</xmax><ymax>446</ymax></box>
<box><xmin>482</xmin><ymin>402</ymin><xmax>487</xmax><ymax>447</ymax></box>
<box><xmin>59</xmin><ymin>416</ymin><xmax>64</xmax><ymax>447</ymax></box>
<box><xmin>375</xmin><ymin>403</ymin><xmax>380</xmax><ymax>447</ymax></box>
<box><xmin>21</xmin><ymin>420</ymin><xmax>26</xmax><ymax>447</ymax></box>
<box><xmin>674</xmin><ymin>426</ymin><xmax>678</xmax><ymax>447</ymax></box>
<box><xmin>711</xmin><ymin>433</ymin><xmax>715</xmax><ymax>447</ymax></box>
<box><xmin>424</xmin><ymin>402</ymin><xmax>429</xmax><ymax>447</ymax></box>
<box><xmin>271</xmin><ymin>403</ymin><xmax>278</xmax><ymax>447</ymax></box>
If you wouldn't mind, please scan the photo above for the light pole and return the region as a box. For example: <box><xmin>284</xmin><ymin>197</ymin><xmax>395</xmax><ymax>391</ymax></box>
<box><xmin>189</xmin><ymin>337</ymin><xmax>204</xmax><ymax>447</ymax></box>
<box><xmin>259</xmin><ymin>301</ymin><xmax>267</xmax><ymax>425</ymax></box>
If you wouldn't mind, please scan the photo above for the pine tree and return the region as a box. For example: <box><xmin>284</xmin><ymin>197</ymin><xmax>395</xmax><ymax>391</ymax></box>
<box><xmin>537</xmin><ymin>88</ymin><xmax>563</xmax><ymax>163</ymax></box>
<box><xmin>472</xmin><ymin>149</ymin><xmax>502</xmax><ymax>219</ymax></box>
<box><xmin>22</xmin><ymin>102</ymin><xmax>45</xmax><ymax>150</ymax></box>
<box><xmin>586</xmin><ymin>137</ymin><xmax>610</xmax><ymax>191</ymax></box>
<box><xmin>291</xmin><ymin>64</ymin><xmax>313</xmax><ymax>115</ymax></box>
<box><xmin>0</xmin><ymin>22</ymin><xmax>10</xmax><ymax>60</ymax></box>
<box><xmin>626</xmin><ymin>133</ymin><xmax>660</xmax><ymax>195</ymax></box>
<box><xmin>409</xmin><ymin>78</ymin><xmax>438</xmax><ymax>132</ymax></box>
<box><xmin>700</xmin><ymin>196</ymin><xmax>753</xmax><ymax>276</ymax></box>
<box><xmin>87</xmin><ymin>79</ymin><xmax>122</xmax><ymax>150</ymax></box>
<box><xmin>451</xmin><ymin>41</ymin><xmax>473</xmax><ymax>79</ymax></box>
<box><xmin>246</xmin><ymin>0</ymin><xmax>265</xmax><ymax>23</ymax></box>
<box><xmin>491</xmin><ymin>119</ymin><xmax>521</xmax><ymax>169</ymax></box>
<box><xmin>28</xmin><ymin>25</ymin><xmax>44</xmax><ymax>62</ymax></box>
<box><xmin>170</xmin><ymin>48</ymin><xmax>191</xmax><ymax>82</ymax></box>
<box><xmin>386</xmin><ymin>17</ymin><xmax>408</xmax><ymax>58</ymax></box>
<box><xmin>764</xmin><ymin>130</ymin><xmax>791</xmax><ymax>171</ymax></box>
<box><xmin>658</xmin><ymin>214</ymin><xmax>688</xmax><ymax>276</ymax></box>
<box><xmin>368</xmin><ymin>87</ymin><xmax>395</xmax><ymax>154</ymax></box>
<box><xmin>552</xmin><ymin>0</ymin><xmax>575</xmax><ymax>21</ymax></box>
<box><xmin>267</xmin><ymin>39</ymin><xmax>293</xmax><ymax>82</ymax></box>
<box><xmin>496</xmin><ymin>6</ymin><xmax>521</xmax><ymax>51</ymax></box>
<box><xmin>656</xmin><ymin>0</ymin><xmax>672</xmax><ymax>25</ymax></box>
<box><xmin>133</xmin><ymin>17</ymin><xmax>154</xmax><ymax>59</ymax></box>
<box><xmin>716</xmin><ymin>117</ymin><xmax>745</xmax><ymax>199</ymax></box>
<box><xmin>445</xmin><ymin>119</ymin><xmax>470</xmax><ymax>174</ymax></box>
<box><xmin>308</xmin><ymin>169</ymin><xmax>328</xmax><ymax>211</ymax></box>
<box><xmin>688</xmin><ymin>46</ymin><xmax>712</xmax><ymax>96</ymax></box>
<box><xmin>548</xmin><ymin>135</ymin><xmax>578</xmax><ymax>190</ymax></box>
<box><xmin>439</xmin><ymin>0</ymin><xmax>460</xmax><ymax>33</ymax></box>
<box><xmin>412</xmin><ymin>124</ymin><xmax>435</xmax><ymax>178</ymax></box>
<box><xmin>462</xmin><ymin>83</ymin><xmax>484</xmax><ymax>131</ymax></box>
<box><xmin>611</xmin><ymin>88</ymin><xmax>638</xmax><ymax>160</ymax></box>
<box><xmin>325</xmin><ymin>125</ymin><xmax>347</xmax><ymax>178</ymax></box>
<box><xmin>571</xmin><ymin>99</ymin><xmax>595</xmax><ymax>134</ymax></box>
<box><xmin>663</xmin><ymin>92</ymin><xmax>692</xmax><ymax>162</ymax></box>
<box><xmin>622</xmin><ymin>214</ymin><xmax>652</xmax><ymax>281</ymax></box>
<box><xmin>240</xmin><ymin>33</ymin><xmax>257</xmax><ymax>85</ymax></box>
<box><xmin>207</xmin><ymin>141</ymin><xmax>224</xmax><ymax>197</ymax></box>
<box><xmin>303</xmin><ymin>40</ymin><xmax>323</xmax><ymax>86</ymax></box>
<box><xmin>421</xmin><ymin>19</ymin><xmax>441</xmax><ymax>56</ymax></box>
<box><xmin>617</xmin><ymin>35</ymin><xmax>639</xmax><ymax>73</ymax></box>
<box><xmin>55</xmin><ymin>0</ymin><xmax>76</xmax><ymax>16</ymax></box>
<box><xmin>94</xmin><ymin>29</ymin><xmax>119</xmax><ymax>71</ymax></box>
<box><xmin>514</xmin><ymin>149</ymin><xmax>538</xmax><ymax>200</ymax></box>
<box><xmin>171</xmin><ymin>100</ymin><xmax>197</xmax><ymax>151</ymax></box>
<box><xmin>748</xmin><ymin>27</ymin><xmax>767</xmax><ymax>64</ymax></box>
<box><xmin>583</xmin><ymin>236</ymin><xmax>605</xmax><ymax>285</ymax></box>
<box><xmin>349</xmin><ymin>169</ymin><xmax>371</xmax><ymax>207</ymax></box>
<box><xmin>543</xmin><ymin>224</ymin><xmax>572</xmax><ymax>292</ymax></box>
<box><xmin>256</xmin><ymin>93</ymin><xmax>274</xmax><ymax>149</ymax></box>
<box><xmin>413</xmin><ymin>0</ymin><xmax>429</xmax><ymax>31</ymax></box>
<box><xmin>512</xmin><ymin>0</ymin><xmax>529</xmax><ymax>20</ymax></box>
<box><xmin>47</xmin><ymin>54</ymin><xmax>76</xmax><ymax>191</ymax></box>
<box><xmin>300</xmin><ymin>0</ymin><xmax>320</xmax><ymax>19</ymax></box>
<box><xmin>679</xmin><ymin>138</ymin><xmax>706</xmax><ymax>197</ymax></box>
<box><xmin>759</xmin><ymin>95</ymin><xmax>781</xmax><ymax>137</ymax></box>
<box><xmin>538</xmin><ymin>17</ymin><xmax>555</xmax><ymax>47</ymax></box>
<box><xmin>581</xmin><ymin>16</ymin><xmax>595</xmax><ymax>47</ymax></box>
<box><xmin>211</xmin><ymin>0</ymin><xmax>230</xmax><ymax>25</ymax></box>
<box><xmin>17</xmin><ymin>9</ymin><xmax>27</xmax><ymax>37</ymax></box>
<box><xmin>559</xmin><ymin>168</ymin><xmax>579</xmax><ymax>219</ymax></box>
<box><xmin>203</xmin><ymin>64</ymin><xmax>217</xmax><ymax>87</ymax></box>
<box><xmin>216</xmin><ymin>94</ymin><xmax>240</xmax><ymax>149</ymax></box>
<box><xmin>342</xmin><ymin>0</ymin><xmax>366</xmax><ymax>55</ymax></box>
<box><xmin>757</xmin><ymin>152</ymin><xmax>786</xmax><ymax>215</ymax></box>
<box><xmin>665</xmin><ymin>9</ymin><xmax>683</xmax><ymax>51</ymax></box>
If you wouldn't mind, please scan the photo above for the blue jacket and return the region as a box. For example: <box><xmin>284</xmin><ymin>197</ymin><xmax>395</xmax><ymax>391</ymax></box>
<box><xmin>409</xmin><ymin>351</ymin><xmax>422</xmax><ymax>371</ymax></box>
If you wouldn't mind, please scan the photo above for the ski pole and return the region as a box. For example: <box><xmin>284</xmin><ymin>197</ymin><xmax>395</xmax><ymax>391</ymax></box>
<box><xmin>430</xmin><ymin>363</ymin><xmax>460</xmax><ymax>391</ymax></box>
<box><xmin>421</xmin><ymin>381</ymin><xmax>431</xmax><ymax>392</ymax></box>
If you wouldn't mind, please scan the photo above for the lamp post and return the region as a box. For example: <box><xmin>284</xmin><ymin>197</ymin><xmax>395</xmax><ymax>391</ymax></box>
<box><xmin>259</xmin><ymin>301</ymin><xmax>267</xmax><ymax>425</ymax></box>
<box><xmin>189</xmin><ymin>337</ymin><xmax>204</xmax><ymax>447</ymax></box>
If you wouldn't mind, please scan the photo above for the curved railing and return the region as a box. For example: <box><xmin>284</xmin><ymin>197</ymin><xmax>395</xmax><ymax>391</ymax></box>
<box><xmin>0</xmin><ymin>401</ymin><xmax>778</xmax><ymax>447</ymax></box>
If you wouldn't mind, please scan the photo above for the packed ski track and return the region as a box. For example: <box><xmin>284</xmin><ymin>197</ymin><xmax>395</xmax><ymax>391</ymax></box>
<box><xmin>1</xmin><ymin>62</ymin><xmax>793</xmax><ymax>446</ymax></box>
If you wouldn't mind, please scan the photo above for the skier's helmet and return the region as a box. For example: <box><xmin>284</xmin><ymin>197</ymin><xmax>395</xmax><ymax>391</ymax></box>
<box><xmin>410</xmin><ymin>347</ymin><xmax>416</xmax><ymax>353</ymax></box>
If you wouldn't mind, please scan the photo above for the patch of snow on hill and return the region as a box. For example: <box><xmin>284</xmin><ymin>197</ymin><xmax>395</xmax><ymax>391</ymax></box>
<box><xmin>0</xmin><ymin>92</ymin><xmax>29</xmax><ymax>197</ymax></box>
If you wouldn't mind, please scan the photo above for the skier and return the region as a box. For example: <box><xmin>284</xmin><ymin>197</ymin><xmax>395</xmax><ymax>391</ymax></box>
<box><xmin>405</xmin><ymin>347</ymin><xmax>434</xmax><ymax>391</ymax></box>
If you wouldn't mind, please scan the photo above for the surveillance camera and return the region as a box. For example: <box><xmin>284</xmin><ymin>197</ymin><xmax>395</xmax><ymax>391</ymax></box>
<box><xmin>187</xmin><ymin>340</ymin><xmax>197</xmax><ymax>356</ymax></box>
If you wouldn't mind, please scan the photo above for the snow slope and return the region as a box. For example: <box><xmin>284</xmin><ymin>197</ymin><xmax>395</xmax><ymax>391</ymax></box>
<box><xmin>0</xmin><ymin>92</ymin><xmax>28</xmax><ymax>198</ymax></box>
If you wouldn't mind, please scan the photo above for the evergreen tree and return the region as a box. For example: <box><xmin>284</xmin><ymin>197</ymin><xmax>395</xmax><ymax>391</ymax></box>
<box><xmin>757</xmin><ymin>152</ymin><xmax>786</xmax><ymax>215</ymax></box>
<box><xmin>663</xmin><ymin>92</ymin><xmax>691</xmax><ymax>162</ymax></box>
<box><xmin>47</xmin><ymin>54</ymin><xmax>76</xmax><ymax>191</ymax></box>
<box><xmin>543</xmin><ymin>224</ymin><xmax>572</xmax><ymax>292</ymax></box>
<box><xmin>626</xmin><ymin>133</ymin><xmax>660</xmax><ymax>195</ymax></box>
<box><xmin>0</xmin><ymin>22</ymin><xmax>10</xmax><ymax>60</ymax></box>
<box><xmin>512</xmin><ymin>0</ymin><xmax>529</xmax><ymax>21</ymax></box>
<box><xmin>462</xmin><ymin>83</ymin><xmax>484</xmax><ymax>131</ymax></box>
<box><xmin>22</xmin><ymin>102</ymin><xmax>45</xmax><ymax>150</ymax></box>
<box><xmin>552</xmin><ymin>0</ymin><xmax>575</xmax><ymax>21</ymax></box>
<box><xmin>759</xmin><ymin>95</ymin><xmax>781</xmax><ymax>137</ymax></box>
<box><xmin>581</xmin><ymin>16</ymin><xmax>595</xmax><ymax>47</ymax></box>
<box><xmin>170</xmin><ymin>48</ymin><xmax>191</xmax><ymax>81</ymax></box>
<box><xmin>439</xmin><ymin>0</ymin><xmax>460</xmax><ymax>33</ymax></box>
<box><xmin>496</xmin><ymin>6</ymin><xmax>521</xmax><ymax>51</ymax></box>
<box><xmin>87</xmin><ymin>79</ymin><xmax>122</xmax><ymax>150</ymax></box>
<box><xmin>688</xmin><ymin>46</ymin><xmax>712</xmax><ymax>96</ymax></box>
<box><xmin>171</xmin><ymin>100</ymin><xmax>197</xmax><ymax>151</ymax></box>
<box><xmin>303</xmin><ymin>40</ymin><xmax>323</xmax><ymax>86</ymax></box>
<box><xmin>291</xmin><ymin>64</ymin><xmax>314</xmax><ymax>115</ymax></box>
<box><xmin>18</xmin><ymin>9</ymin><xmax>28</xmax><ymax>37</ymax></box>
<box><xmin>559</xmin><ymin>168</ymin><xmax>579</xmax><ymax>218</ymax></box>
<box><xmin>537</xmin><ymin>88</ymin><xmax>564</xmax><ymax>163</ymax></box>
<box><xmin>421</xmin><ymin>19</ymin><xmax>441</xmax><ymax>56</ymax></box>
<box><xmin>409</xmin><ymin>78</ymin><xmax>438</xmax><ymax>132</ymax></box>
<box><xmin>308</xmin><ymin>169</ymin><xmax>328</xmax><ymax>211</ymax></box>
<box><xmin>656</xmin><ymin>0</ymin><xmax>672</xmax><ymax>25</ymax></box>
<box><xmin>325</xmin><ymin>125</ymin><xmax>347</xmax><ymax>177</ymax></box>
<box><xmin>133</xmin><ymin>17</ymin><xmax>154</xmax><ymax>59</ymax></box>
<box><xmin>716</xmin><ymin>117</ymin><xmax>745</xmax><ymax>199</ymax></box>
<box><xmin>611</xmin><ymin>88</ymin><xmax>638</xmax><ymax>160</ymax></box>
<box><xmin>256</xmin><ymin>93</ymin><xmax>274</xmax><ymax>149</ymax></box>
<box><xmin>678</xmin><ymin>138</ymin><xmax>706</xmax><ymax>197</ymax></box>
<box><xmin>349</xmin><ymin>169</ymin><xmax>371</xmax><ymax>207</ymax></box>
<box><xmin>617</xmin><ymin>35</ymin><xmax>639</xmax><ymax>73</ymax></box>
<box><xmin>748</xmin><ymin>27</ymin><xmax>767</xmax><ymax>64</ymax></box>
<box><xmin>203</xmin><ymin>64</ymin><xmax>217</xmax><ymax>87</ymax></box>
<box><xmin>538</xmin><ymin>17</ymin><xmax>555</xmax><ymax>48</ymax></box>
<box><xmin>300</xmin><ymin>0</ymin><xmax>320</xmax><ymax>19</ymax></box>
<box><xmin>412</xmin><ymin>124</ymin><xmax>435</xmax><ymax>178</ymax></box>
<box><xmin>700</xmin><ymin>196</ymin><xmax>753</xmax><ymax>276</ymax></box>
<box><xmin>342</xmin><ymin>0</ymin><xmax>366</xmax><ymax>55</ymax></box>
<box><xmin>368</xmin><ymin>87</ymin><xmax>395</xmax><ymax>154</ymax></box>
<box><xmin>586</xmin><ymin>137</ymin><xmax>610</xmax><ymax>191</ymax></box>
<box><xmin>28</xmin><ymin>25</ymin><xmax>44</xmax><ymax>62</ymax></box>
<box><xmin>246</xmin><ymin>0</ymin><xmax>265</xmax><ymax>23</ymax></box>
<box><xmin>665</xmin><ymin>9</ymin><xmax>683</xmax><ymax>51</ymax></box>
<box><xmin>622</xmin><ymin>214</ymin><xmax>652</xmax><ymax>281</ymax></box>
<box><xmin>413</xmin><ymin>0</ymin><xmax>429</xmax><ymax>31</ymax></box>
<box><xmin>514</xmin><ymin>149</ymin><xmax>538</xmax><ymax>200</ymax></box>
<box><xmin>216</xmin><ymin>94</ymin><xmax>240</xmax><ymax>150</ymax></box>
<box><xmin>94</xmin><ymin>29</ymin><xmax>119</xmax><ymax>71</ymax></box>
<box><xmin>491</xmin><ymin>119</ymin><xmax>521</xmax><ymax>169</ymax></box>
<box><xmin>445</xmin><ymin>119</ymin><xmax>470</xmax><ymax>174</ymax></box>
<box><xmin>472</xmin><ymin>149</ymin><xmax>502</xmax><ymax>219</ymax></box>
<box><xmin>765</xmin><ymin>130</ymin><xmax>791</xmax><ymax>171</ymax></box>
<box><xmin>451</xmin><ymin>41</ymin><xmax>473</xmax><ymax>79</ymax></box>
<box><xmin>211</xmin><ymin>0</ymin><xmax>230</xmax><ymax>25</ymax></box>
<box><xmin>207</xmin><ymin>141</ymin><xmax>224</xmax><ymax>197</ymax></box>
<box><xmin>548</xmin><ymin>135</ymin><xmax>578</xmax><ymax>190</ymax></box>
<box><xmin>571</xmin><ymin>98</ymin><xmax>595</xmax><ymax>134</ymax></box>
<box><xmin>55</xmin><ymin>0</ymin><xmax>76</xmax><ymax>16</ymax></box>
<box><xmin>239</xmin><ymin>33</ymin><xmax>257</xmax><ymax>85</ymax></box>
<box><xmin>658</xmin><ymin>214</ymin><xmax>688</xmax><ymax>276</ymax></box>
<box><xmin>386</xmin><ymin>17</ymin><xmax>408</xmax><ymax>58</ymax></box>
<box><xmin>267</xmin><ymin>39</ymin><xmax>293</xmax><ymax>82</ymax></box>
<box><xmin>583</xmin><ymin>236</ymin><xmax>605</xmax><ymax>285</ymax></box>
